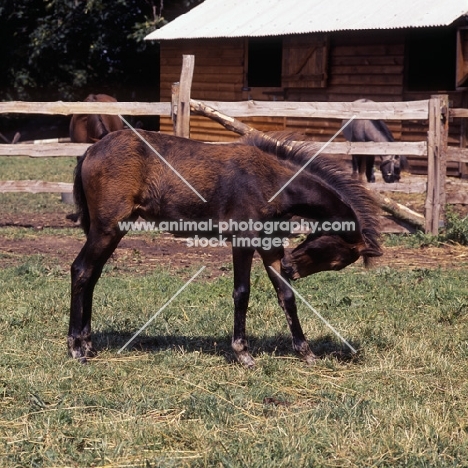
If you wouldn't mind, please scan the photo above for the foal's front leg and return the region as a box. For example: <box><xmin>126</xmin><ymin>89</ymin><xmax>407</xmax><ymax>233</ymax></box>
<box><xmin>231</xmin><ymin>246</ymin><xmax>256</xmax><ymax>367</ymax></box>
<box><xmin>259</xmin><ymin>248</ymin><xmax>317</xmax><ymax>364</ymax></box>
<box><xmin>69</xmin><ymin>229</ymin><xmax>122</xmax><ymax>362</ymax></box>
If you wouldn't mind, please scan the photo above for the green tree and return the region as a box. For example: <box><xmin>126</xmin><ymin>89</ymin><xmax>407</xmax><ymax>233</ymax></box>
<box><xmin>0</xmin><ymin>0</ymin><xmax>202</xmax><ymax>102</ymax></box>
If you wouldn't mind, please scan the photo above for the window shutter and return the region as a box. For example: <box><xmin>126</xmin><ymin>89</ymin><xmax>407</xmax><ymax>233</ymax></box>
<box><xmin>456</xmin><ymin>28</ymin><xmax>468</xmax><ymax>88</ymax></box>
<box><xmin>282</xmin><ymin>34</ymin><xmax>329</xmax><ymax>88</ymax></box>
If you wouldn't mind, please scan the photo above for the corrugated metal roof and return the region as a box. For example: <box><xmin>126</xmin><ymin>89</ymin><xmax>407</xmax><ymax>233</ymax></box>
<box><xmin>145</xmin><ymin>0</ymin><xmax>468</xmax><ymax>40</ymax></box>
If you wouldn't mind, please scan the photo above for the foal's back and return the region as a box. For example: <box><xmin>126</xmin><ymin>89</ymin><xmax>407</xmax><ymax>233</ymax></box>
<box><xmin>79</xmin><ymin>130</ymin><xmax>296</xmax><ymax>224</ymax></box>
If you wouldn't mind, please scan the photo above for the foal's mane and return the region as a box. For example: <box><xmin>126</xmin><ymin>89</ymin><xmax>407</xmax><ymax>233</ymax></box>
<box><xmin>239</xmin><ymin>132</ymin><xmax>381</xmax><ymax>260</ymax></box>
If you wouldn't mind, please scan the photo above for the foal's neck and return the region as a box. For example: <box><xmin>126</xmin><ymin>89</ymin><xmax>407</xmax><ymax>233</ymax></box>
<box><xmin>283</xmin><ymin>173</ymin><xmax>356</xmax><ymax>221</ymax></box>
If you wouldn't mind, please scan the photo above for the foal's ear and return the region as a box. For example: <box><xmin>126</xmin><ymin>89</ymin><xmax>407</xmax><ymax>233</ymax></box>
<box><xmin>360</xmin><ymin>247</ymin><xmax>383</xmax><ymax>258</ymax></box>
<box><xmin>360</xmin><ymin>247</ymin><xmax>383</xmax><ymax>268</ymax></box>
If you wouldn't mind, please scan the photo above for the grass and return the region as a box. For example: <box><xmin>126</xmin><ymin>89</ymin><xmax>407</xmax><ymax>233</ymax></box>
<box><xmin>2</xmin><ymin>155</ymin><xmax>468</xmax><ymax>466</ymax></box>
<box><xmin>0</xmin><ymin>156</ymin><xmax>76</xmax><ymax>182</ymax></box>
<box><xmin>1</xmin><ymin>253</ymin><xmax>468</xmax><ymax>467</ymax></box>
<box><xmin>0</xmin><ymin>155</ymin><xmax>76</xmax><ymax>215</ymax></box>
<box><xmin>383</xmin><ymin>209</ymin><xmax>468</xmax><ymax>248</ymax></box>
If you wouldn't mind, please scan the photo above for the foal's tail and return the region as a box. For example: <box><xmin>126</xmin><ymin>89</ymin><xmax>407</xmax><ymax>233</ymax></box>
<box><xmin>73</xmin><ymin>153</ymin><xmax>91</xmax><ymax>236</ymax></box>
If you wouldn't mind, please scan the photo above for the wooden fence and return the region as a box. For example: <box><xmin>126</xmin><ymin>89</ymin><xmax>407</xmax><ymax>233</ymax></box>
<box><xmin>1</xmin><ymin>55</ymin><xmax>467</xmax><ymax>234</ymax></box>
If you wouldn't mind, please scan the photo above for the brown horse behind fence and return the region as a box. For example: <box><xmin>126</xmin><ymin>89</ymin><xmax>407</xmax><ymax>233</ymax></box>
<box><xmin>69</xmin><ymin>94</ymin><xmax>123</xmax><ymax>143</ymax></box>
<box><xmin>69</xmin><ymin>130</ymin><xmax>382</xmax><ymax>366</ymax></box>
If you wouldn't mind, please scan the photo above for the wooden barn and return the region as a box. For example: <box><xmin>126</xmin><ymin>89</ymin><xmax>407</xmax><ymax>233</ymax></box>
<box><xmin>146</xmin><ymin>0</ymin><xmax>468</xmax><ymax>176</ymax></box>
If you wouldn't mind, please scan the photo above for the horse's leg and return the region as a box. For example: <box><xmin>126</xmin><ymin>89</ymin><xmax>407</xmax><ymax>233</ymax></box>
<box><xmin>366</xmin><ymin>156</ymin><xmax>376</xmax><ymax>183</ymax></box>
<box><xmin>359</xmin><ymin>156</ymin><xmax>367</xmax><ymax>181</ymax></box>
<box><xmin>353</xmin><ymin>155</ymin><xmax>366</xmax><ymax>182</ymax></box>
<box><xmin>231</xmin><ymin>246</ymin><xmax>256</xmax><ymax>367</ymax></box>
<box><xmin>69</xmin><ymin>227</ymin><xmax>123</xmax><ymax>362</ymax></box>
<box><xmin>259</xmin><ymin>248</ymin><xmax>317</xmax><ymax>364</ymax></box>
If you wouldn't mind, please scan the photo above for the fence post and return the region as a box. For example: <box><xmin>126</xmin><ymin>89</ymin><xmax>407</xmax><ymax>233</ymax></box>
<box><xmin>171</xmin><ymin>82</ymin><xmax>180</xmax><ymax>134</ymax></box>
<box><xmin>172</xmin><ymin>55</ymin><xmax>195</xmax><ymax>138</ymax></box>
<box><xmin>425</xmin><ymin>94</ymin><xmax>448</xmax><ymax>235</ymax></box>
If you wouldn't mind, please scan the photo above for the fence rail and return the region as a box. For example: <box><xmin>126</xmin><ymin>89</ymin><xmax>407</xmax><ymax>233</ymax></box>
<box><xmin>0</xmin><ymin>180</ymin><xmax>73</xmax><ymax>193</ymax></box>
<box><xmin>181</xmin><ymin>99</ymin><xmax>431</xmax><ymax>120</ymax></box>
<box><xmin>1</xmin><ymin>54</ymin><xmax>466</xmax><ymax>234</ymax></box>
<box><xmin>0</xmin><ymin>143</ymin><xmax>90</xmax><ymax>157</ymax></box>
<box><xmin>0</xmin><ymin>141</ymin><xmax>432</xmax><ymax>158</ymax></box>
<box><xmin>0</xmin><ymin>99</ymin><xmax>441</xmax><ymax>158</ymax></box>
<box><xmin>0</xmin><ymin>101</ymin><xmax>171</xmax><ymax>116</ymax></box>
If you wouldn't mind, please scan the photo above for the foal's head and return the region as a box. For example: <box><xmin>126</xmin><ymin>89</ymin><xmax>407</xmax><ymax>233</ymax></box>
<box><xmin>239</xmin><ymin>131</ymin><xmax>383</xmax><ymax>279</ymax></box>
<box><xmin>281</xmin><ymin>233</ymin><xmax>382</xmax><ymax>280</ymax></box>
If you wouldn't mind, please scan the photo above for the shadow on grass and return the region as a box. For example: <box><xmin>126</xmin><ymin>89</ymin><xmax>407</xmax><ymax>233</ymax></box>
<box><xmin>92</xmin><ymin>331</ymin><xmax>362</xmax><ymax>364</ymax></box>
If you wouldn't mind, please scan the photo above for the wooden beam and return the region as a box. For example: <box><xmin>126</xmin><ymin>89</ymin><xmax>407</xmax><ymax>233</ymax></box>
<box><xmin>0</xmin><ymin>101</ymin><xmax>172</xmax><ymax>116</ymax></box>
<box><xmin>171</xmin><ymin>82</ymin><xmax>180</xmax><ymax>135</ymax></box>
<box><xmin>0</xmin><ymin>99</ymin><xmax>430</xmax><ymax>120</ymax></box>
<box><xmin>0</xmin><ymin>141</ymin><xmax>428</xmax><ymax>158</ymax></box>
<box><xmin>191</xmin><ymin>99</ymin><xmax>430</xmax><ymax>120</ymax></box>
<box><xmin>425</xmin><ymin>95</ymin><xmax>449</xmax><ymax>235</ymax></box>
<box><xmin>370</xmin><ymin>180</ymin><xmax>426</xmax><ymax>194</ymax></box>
<box><xmin>369</xmin><ymin>190</ymin><xmax>425</xmax><ymax>231</ymax></box>
<box><xmin>191</xmin><ymin>98</ymin><xmax>263</xmax><ymax>137</ymax></box>
<box><xmin>0</xmin><ymin>180</ymin><xmax>73</xmax><ymax>193</ymax></box>
<box><xmin>191</xmin><ymin>99</ymin><xmax>427</xmax><ymax>156</ymax></box>
<box><xmin>175</xmin><ymin>55</ymin><xmax>195</xmax><ymax>138</ymax></box>
<box><xmin>0</xmin><ymin>143</ymin><xmax>90</xmax><ymax>157</ymax></box>
<box><xmin>323</xmin><ymin>141</ymin><xmax>426</xmax><ymax>156</ymax></box>
<box><xmin>447</xmin><ymin>146</ymin><xmax>468</xmax><ymax>163</ymax></box>
<box><xmin>449</xmin><ymin>108</ymin><xmax>468</xmax><ymax>118</ymax></box>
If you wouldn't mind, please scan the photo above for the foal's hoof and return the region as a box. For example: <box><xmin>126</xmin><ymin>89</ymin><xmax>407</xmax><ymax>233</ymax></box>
<box><xmin>82</xmin><ymin>341</ymin><xmax>97</xmax><ymax>359</ymax></box>
<box><xmin>236</xmin><ymin>351</ymin><xmax>256</xmax><ymax>368</ymax></box>
<box><xmin>301</xmin><ymin>352</ymin><xmax>319</xmax><ymax>365</ymax></box>
<box><xmin>67</xmin><ymin>337</ymin><xmax>96</xmax><ymax>364</ymax></box>
<box><xmin>293</xmin><ymin>340</ymin><xmax>317</xmax><ymax>365</ymax></box>
<box><xmin>68</xmin><ymin>348</ymin><xmax>88</xmax><ymax>364</ymax></box>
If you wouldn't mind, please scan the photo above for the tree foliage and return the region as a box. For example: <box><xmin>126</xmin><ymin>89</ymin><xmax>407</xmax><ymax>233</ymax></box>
<box><xmin>0</xmin><ymin>0</ymin><xmax>202</xmax><ymax>102</ymax></box>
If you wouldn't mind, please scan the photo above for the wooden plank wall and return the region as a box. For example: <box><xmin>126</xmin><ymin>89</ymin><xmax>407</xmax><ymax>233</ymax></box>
<box><xmin>403</xmin><ymin>91</ymin><xmax>467</xmax><ymax>176</ymax></box>
<box><xmin>284</xmin><ymin>31</ymin><xmax>405</xmax><ymax>142</ymax></box>
<box><xmin>159</xmin><ymin>32</ymin><xmax>468</xmax><ymax>175</ymax></box>
<box><xmin>160</xmin><ymin>32</ymin><xmax>408</xmax><ymax>142</ymax></box>
<box><xmin>160</xmin><ymin>39</ymin><xmax>243</xmax><ymax>141</ymax></box>
<box><xmin>160</xmin><ymin>39</ymin><xmax>292</xmax><ymax>141</ymax></box>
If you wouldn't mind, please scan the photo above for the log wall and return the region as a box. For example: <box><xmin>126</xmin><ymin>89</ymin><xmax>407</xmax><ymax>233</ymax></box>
<box><xmin>159</xmin><ymin>32</ymin><xmax>408</xmax><ymax>142</ymax></box>
<box><xmin>159</xmin><ymin>31</ymin><xmax>468</xmax><ymax>176</ymax></box>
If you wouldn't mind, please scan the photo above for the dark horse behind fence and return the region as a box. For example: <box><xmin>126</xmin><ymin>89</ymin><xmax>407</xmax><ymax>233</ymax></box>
<box><xmin>342</xmin><ymin>99</ymin><xmax>407</xmax><ymax>183</ymax></box>
<box><xmin>69</xmin><ymin>94</ymin><xmax>123</xmax><ymax>143</ymax></box>
<box><xmin>69</xmin><ymin>130</ymin><xmax>382</xmax><ymax>367</ymax></box>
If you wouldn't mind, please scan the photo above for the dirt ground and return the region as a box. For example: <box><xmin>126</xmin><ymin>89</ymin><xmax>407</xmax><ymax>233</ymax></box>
<box><xmin>1</xmin><ymin>211</ymin><xmax>467</xmax><ymax>276</ymax></box>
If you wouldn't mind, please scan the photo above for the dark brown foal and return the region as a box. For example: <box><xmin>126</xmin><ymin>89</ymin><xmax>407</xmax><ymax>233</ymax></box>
<box><xmin>69</xmin><ymin>130</ymin><xmax>381</xmax><ymax>365</ymax></box>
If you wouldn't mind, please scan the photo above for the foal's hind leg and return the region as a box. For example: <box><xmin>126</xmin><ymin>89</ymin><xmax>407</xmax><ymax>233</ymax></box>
<box><xmin>69</xmin><ymin>227</ymin><xmax>124</xmax><ymax>362</ymax></box>
<box><xmin>231</xmin><ymin>246</ymin><xmax>256</xmax><ymax>367</ymax></box>
<box><xmin>259</xmin><ymin>248</ymin><xmax>317</xmax><ymax>364</ymax></box>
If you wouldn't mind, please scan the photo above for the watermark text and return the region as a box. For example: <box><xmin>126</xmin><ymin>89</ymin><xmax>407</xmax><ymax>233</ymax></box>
<box><xmin>118</xmin><ymin>218</ymin><xmax>356</xmax><ymax>250</ymax></box>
